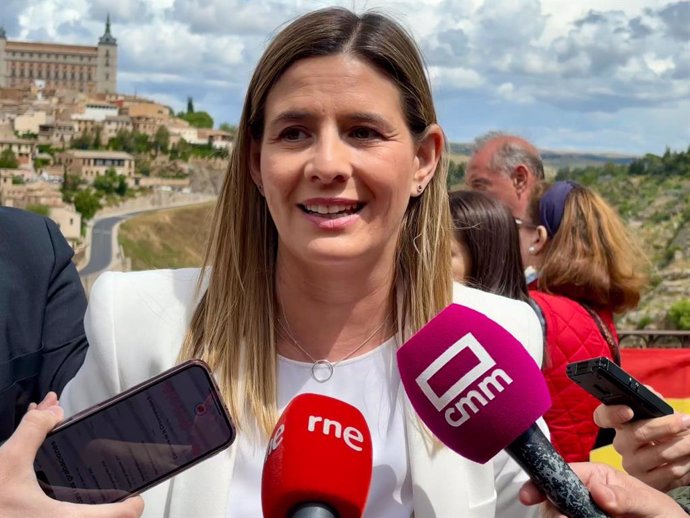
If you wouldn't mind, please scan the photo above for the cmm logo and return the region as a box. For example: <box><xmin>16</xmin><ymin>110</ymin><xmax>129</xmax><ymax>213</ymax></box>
<box><xmin>415</xmin><ymin>333</ymin><xmax>513</xmax><ymax>427</ymax></box>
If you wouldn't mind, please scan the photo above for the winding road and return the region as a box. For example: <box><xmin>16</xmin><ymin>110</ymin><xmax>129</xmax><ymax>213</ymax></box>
<box><xmin>78</xmin><ymin>215</ymin><xmax>128</xmax><ymax>276</ymax></box>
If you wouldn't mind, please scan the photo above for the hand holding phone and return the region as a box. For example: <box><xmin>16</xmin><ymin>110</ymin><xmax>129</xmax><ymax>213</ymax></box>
<box><xmin>34</xmin><ymin>360</ymin><xmax>236</xmax><ymax>504</ymax></box>
<box><xmin>0</xmin><ymin>392</ymin><xmax>145</xmax><ymax>518</ymax></box>
<box><xmin>566</xmin><ymin>357</ymin><xmax>673</xmax><ymax>421</ymax></box>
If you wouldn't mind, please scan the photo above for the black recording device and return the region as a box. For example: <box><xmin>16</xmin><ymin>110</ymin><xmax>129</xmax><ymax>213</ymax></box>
<box><xmin>566</xmin><ymin>356</ymin><xmax>673</xmax><ymax>421</ymax></box>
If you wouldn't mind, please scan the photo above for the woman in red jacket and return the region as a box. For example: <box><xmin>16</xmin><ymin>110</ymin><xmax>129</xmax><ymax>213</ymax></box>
<box><xmin>518</xmin><ymin>180</ymin><xmax>648</xmax><ymax>462</ymax></box>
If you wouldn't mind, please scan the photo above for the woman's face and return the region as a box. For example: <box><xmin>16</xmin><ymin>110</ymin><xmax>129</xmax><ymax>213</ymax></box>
<box><xmin>251</xmin><ymin>54</ymin><xmax>439</xmax><ymax>268</ymax></box>
<box><xmin>450</xmin><ymin>236</ymin><xmax>471</xmax><ymax>282</ymax></box>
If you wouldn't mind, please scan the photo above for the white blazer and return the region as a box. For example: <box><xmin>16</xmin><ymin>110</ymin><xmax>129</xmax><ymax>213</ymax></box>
<box><xmin>61</xmin><ymin>269</ymin><xmax>545</xmax><ymax>518</ymax></box>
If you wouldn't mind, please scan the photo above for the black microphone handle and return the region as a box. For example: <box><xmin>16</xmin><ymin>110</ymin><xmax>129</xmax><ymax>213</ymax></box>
<box><xmin>507</xmin><ymin>424</ymin><xmax>609</xmax><ymax>518</ymax></box>
<box><xmin>289</xmin><ymin>502</ymin><xmax>338</xmax><ymax>518</ymax></box>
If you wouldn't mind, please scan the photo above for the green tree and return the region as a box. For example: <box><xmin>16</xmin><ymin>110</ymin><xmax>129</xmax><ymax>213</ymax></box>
<box><xmin>109</xmin><ymin>129</ymin><xmax>132</xmax><ymax>152</ymax></box>
<box><xmin>0</xmin><ymin>148</ymin><xmax>19</xmax><ymax>168</ymax></box>
<box><xmin>170</xmin><ymin>140</ymin><xmax>191</xmax><ymax>162</ymax></box>
<box><xmin>187</xmin><ymin>96</ymin><xmax>195</xmax><ymax>114</ymax></box>
<box><xmin>153</xmin><ymin>126</ymin><xmax>170</xmax><ymax>154</ymax></box>
<box><xmin>94</xmin><ymin>167</ymin><xmax>128</xmax><ymax>196</ymax></box>
<box><xmin>11</xmin><ymin>175</ymin><xmax>25</xmax><ymax>185</ymax></box>
<box><xmin>92</xmin><ymin>126</ymin><xmax>103</xmax><ymax>149</ymax></box>
<box><xmin>136</xmin><ymin>158</ymin><xmax>152</xmax><ymax>177</ymax></box>
<box><xmin>668</xmin><ymin>300</ymin><xmax>690</xmax><ymax>330</ymax></box>
<box><xmin>134</xmin><ymin>132</ymin><xmax>152</xmax><ymax>154</ymax></box>
<box><xmin>73</xmin><ymin>188</ymin><xmax>101</xmax><ymax>221</ymax></box>
<box><xmin>218</xmin><ymin>122</ymin><xmax>237</xmax><ymax>134</ymax></box>
<box><xmin>34</xmin><ymin>157</ymin><xmax>50</xmax><ymax>170</ymax></box>
<box><xmin>25</xmin><ymin>203</ymin><xmax>50</xmax><ymax>217</ymax></box>
<box><xmin>71</xmin><ymin>132</ymin><xmax>94</xmax><ymax>150</ymax></box>
<box><xmin>61</xmin><ymin>173</ymin><xmax>83</xmax><ymax>203</ymax></box>
<box><xmin>446</xmin><ymin>160</ymin><xmax>466</xmax><ymax>189</ymax></box>
<box><xmin>179</xmin><ymin>111</ymin><xmax>214</xmax><ymax>129</ymax></box>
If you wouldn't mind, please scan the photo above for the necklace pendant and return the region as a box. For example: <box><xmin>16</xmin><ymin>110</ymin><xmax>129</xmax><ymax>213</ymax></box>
<box><xmin>312</xmin><ymin>359</ymin><xmax>334</xmax><ymax>383</ymax></box>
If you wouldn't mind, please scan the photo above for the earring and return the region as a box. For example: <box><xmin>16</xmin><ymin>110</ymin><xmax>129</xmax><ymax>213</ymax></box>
<box><xmin>528</xmin><ymin>245</ymin><xmax>536</xmax><ymax>254</ymax></box>
<box><xmin>257</xmin><ymin>184</ymin><xmax>264</xmax><ymax>195</ymax></box>
<box><xmin>417</xmin><ymin>185</ymin><xmax>423</xmax><ymax>194</ymax></box>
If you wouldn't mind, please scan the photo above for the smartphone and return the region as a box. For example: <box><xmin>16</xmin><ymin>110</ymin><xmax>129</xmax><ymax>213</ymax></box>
<box><xmin>34</xmin><ymin>359</ymin><xmax>235</xmax><ymax>504</ymax></box>
<box><xmin>566</xmin><ymin>356</ymin><xmax>673</xmax><ymax>421</ymax></box>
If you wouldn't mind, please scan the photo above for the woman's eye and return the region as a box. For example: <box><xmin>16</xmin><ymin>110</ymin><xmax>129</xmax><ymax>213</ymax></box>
<box><xmin>351</xmin><ymin>127</ymin><xmax>380</xmax><ymax>140</ymax></box>
<box><xmin>281</xmin><ymin>128</ymin><xmax>307</xmax><ymax>141</ymax></box>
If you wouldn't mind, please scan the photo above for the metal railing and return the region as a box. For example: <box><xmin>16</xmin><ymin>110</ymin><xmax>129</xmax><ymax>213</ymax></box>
<box><xmin>618</xmin><ymin>330</ymin><xmax>690</xmax><ymax>348</ymax></box>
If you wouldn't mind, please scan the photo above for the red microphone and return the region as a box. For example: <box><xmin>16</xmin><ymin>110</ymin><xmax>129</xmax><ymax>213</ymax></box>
<box><xmin>397</xmin><ymin>303</ymin><xmax>607</xmax><ymax>518</ymax></box>
<box><xmin>261</xmin><ymin>393</ymin><xmax>373</xmax><ymax>518</ymax></box>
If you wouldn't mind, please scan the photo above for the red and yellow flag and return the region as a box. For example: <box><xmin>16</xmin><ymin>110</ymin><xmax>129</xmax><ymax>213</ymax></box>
<box><xmin>590</xmin><ymin>348</ymin><xmax>690</xmax><ymax>468</ymax></box>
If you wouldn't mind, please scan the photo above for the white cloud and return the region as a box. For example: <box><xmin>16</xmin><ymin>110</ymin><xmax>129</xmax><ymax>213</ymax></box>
<box><xmin>429</xmin><ymin>66</ymin><xmax>484</xmax><ymax>90</ymax></box>
<box><xmin>1</xmin><ymin>0</ymin><xmax>688</xmax><ymax>152</ymax></box>
<box><xmin>497</xmin><ymin>82</ymin><xmax>535</xmax><ymax>104</ymax></box>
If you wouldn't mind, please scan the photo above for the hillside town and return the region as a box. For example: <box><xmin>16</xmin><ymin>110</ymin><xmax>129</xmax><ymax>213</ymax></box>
<box><xmin>0</xmin><ymin>18</ymin><xmax>232</xmax><ymax>250</ymax></box>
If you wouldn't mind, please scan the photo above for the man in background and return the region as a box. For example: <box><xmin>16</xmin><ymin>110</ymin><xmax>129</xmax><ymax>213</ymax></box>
<box><xmin>0</xmin><ymin>206</ymin><xmax>88</xmax><ymax>441</ymax></box>
<box><xmin>466</xmin><ymin>131</ymin><xmax>545</xmax><ymax>221</ymax></box>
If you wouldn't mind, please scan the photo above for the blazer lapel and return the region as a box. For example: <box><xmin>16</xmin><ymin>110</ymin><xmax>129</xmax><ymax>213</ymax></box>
<box><xmin>405</xmin><ymin>395</ymin><xmax>496</xmax><ymax>518</ymax></box>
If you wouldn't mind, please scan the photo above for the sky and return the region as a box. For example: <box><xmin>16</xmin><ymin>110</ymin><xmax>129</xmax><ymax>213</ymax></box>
<box><xmin>2</xmin><ymin>0</ymin><xmax>689</xmax><ymax>155</ymax></box>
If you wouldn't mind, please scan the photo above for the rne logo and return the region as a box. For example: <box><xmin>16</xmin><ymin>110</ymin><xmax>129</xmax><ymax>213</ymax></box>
<box><xmin>415</xmin><ymin>333</ymin><xmax>513</xmax><ymax>427</ymax></box>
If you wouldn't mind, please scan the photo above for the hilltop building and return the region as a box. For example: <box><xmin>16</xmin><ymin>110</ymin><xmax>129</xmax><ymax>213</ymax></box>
<box><xmin>0</xmin><ymin>17</ymin><xmax>117</xmax><ymax>94</ymax></box>
<box><xmin>56</xmin><ymin>149</ymin><xmax>135</xmax><ymax>182</ymax></box>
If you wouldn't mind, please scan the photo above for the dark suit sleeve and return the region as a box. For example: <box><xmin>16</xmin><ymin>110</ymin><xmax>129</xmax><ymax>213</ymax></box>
<box><xmin>38</xmin><ymin>217</ymin><xmax>89</xmax><ymax>396</ymax></box>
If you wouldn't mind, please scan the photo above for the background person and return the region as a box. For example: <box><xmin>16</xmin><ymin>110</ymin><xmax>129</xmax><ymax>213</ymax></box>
<box><xmin>60</xmin><ymin>8</ymin><xmax>544</xmax><ymax>518</ymax></box>
<box><xmin>465</xmin><ymin>131</ymin><xmax>545</xmax><ymax>221</ymax></box>
<box><xmin>0</xmin><ymin>206</ymin><xmax>89</xmax><ymax>442</ymax></box>
<box><xmin>449</xmin><ymin>189</ymin><xmax>531</xmax><ymax>302</ymax></box>
<box><xmin>593</xmin><ymin>404</ymin><xmax>690</xmax><ymax>502</ymax></box>
<box><xmin>518</xmin><ymin>181</ymin><xmax>648</xmax><ymax>462</ymax></box>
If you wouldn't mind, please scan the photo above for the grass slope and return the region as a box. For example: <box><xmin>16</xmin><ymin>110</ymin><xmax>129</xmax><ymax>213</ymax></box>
<box><xmin>119</xmin><ymin>202</ymin><xmax>215</xmax><ymax>270</ymax></box>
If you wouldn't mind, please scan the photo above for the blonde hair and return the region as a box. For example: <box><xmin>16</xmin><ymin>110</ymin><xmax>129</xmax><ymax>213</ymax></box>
<box><xmin>178</xmin><ymin>7</ymin><xmax>452</xmax><ymax>436</ymax></box>
<box><xmin>536</xmin><ymin>183</ymin><xmax>648</xmax><ymax>312</ymax></box>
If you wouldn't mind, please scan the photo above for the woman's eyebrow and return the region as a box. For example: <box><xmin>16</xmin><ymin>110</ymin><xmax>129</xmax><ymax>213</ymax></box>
<box><xmin>268</xmin><ymin>110</ymin><xmax>312</xmax><ymax>126</ymax></box>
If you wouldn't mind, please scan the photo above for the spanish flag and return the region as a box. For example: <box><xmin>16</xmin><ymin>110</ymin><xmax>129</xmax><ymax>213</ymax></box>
<box><xmin>590</xmin><ymin>348</ymin><xmax>690</xmax><ymax>468</ymax></box>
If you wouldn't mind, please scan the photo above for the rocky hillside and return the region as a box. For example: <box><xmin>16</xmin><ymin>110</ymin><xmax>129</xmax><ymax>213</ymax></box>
<box><xmin>556</xmin><ymin>158</ymin><xmax>690</xmax><ymax>330</ymax></box>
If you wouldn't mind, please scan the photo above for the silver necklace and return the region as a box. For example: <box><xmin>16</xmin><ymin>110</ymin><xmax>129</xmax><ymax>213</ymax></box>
<box><xmin>277</xmin><ymin>310</ymin><xmax>390</xmax><ymax>383</ymax></box>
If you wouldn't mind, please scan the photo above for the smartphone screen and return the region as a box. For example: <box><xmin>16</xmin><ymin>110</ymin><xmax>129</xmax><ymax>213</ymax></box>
<box><xmin>34</xmin><ymin>360</ymin><xmax>235</xmax><ymax>504</ymax></box>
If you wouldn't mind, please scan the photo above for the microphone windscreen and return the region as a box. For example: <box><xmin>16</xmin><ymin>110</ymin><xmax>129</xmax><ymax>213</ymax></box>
<box><xmin>261</xmin><ymin>393</ymin><xmax>373</xmax><ymax>518</ymax></box>
<box><xmin>397</xmin><ymin>303</ymin><xmax>551</xmax><ymax>464</ymax></box>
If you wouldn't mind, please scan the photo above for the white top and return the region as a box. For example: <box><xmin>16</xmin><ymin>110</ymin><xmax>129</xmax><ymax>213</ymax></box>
<box><xmin>60</xmin><ymin>269</ymin><xmax>545</xmax><ymax>518</ymax></box>
<box><xmin>226</xmin><ymin>337</ymin><xmax>412</xmax><ymax>518</ymax></box>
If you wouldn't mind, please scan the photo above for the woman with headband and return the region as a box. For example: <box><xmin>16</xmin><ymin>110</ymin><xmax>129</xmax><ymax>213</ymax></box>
<box><xmin>517</xmin><ymin>180</ymin><xmax>648</xmax><ymax>462</ymax></box>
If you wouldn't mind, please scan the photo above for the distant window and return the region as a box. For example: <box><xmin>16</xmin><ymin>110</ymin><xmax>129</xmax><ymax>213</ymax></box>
<box><xmin>105</xmin><ymin>73</ymin><xmax>109</xmax><ymax>80</ymax></box>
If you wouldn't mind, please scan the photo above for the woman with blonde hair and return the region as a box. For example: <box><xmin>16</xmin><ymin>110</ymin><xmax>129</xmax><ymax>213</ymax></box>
<box><xmin>60</xmin><ymin>7</ymin><xmax>545</xmax><ymax>517</ymax></box>
<box><xmin>518</xmin><ymin>180</ymin><xmax>648</xmax><ymax>463</ymax></box>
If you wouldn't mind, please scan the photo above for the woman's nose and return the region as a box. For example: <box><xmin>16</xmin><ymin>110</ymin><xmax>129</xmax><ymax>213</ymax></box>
<box><xmin>304</xmin><ymin>129</ymin><xmax>352</xmax><ymax>184</ymax></box>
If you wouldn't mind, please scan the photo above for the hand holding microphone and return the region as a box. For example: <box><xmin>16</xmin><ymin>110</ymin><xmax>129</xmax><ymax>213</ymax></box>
<box><xmin>520</xmin><ymin>462</ymin><xmax>689</xmax><ymax>518</ymax></box>
<box><xmin>397</xmin><ymin>303</ymin><xmax>608</xmax><ymax>518</ymax></box>
<box><xmin>261</xmin><ymin>393</ymin><xmax>373</xmax><ymax>518</ymax></box>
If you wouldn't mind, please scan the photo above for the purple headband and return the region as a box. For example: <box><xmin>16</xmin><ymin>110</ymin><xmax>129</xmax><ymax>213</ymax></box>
<box><xmin>539</xmin><ymin>180</ymin><xmax>578</xmax><ymax>237</ymax></box>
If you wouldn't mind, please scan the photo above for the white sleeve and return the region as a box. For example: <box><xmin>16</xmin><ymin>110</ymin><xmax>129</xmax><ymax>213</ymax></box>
<box><xmin>60</xmin><ymin>272</ymin><xmax>123</xmax><ymax>417</ymax></box>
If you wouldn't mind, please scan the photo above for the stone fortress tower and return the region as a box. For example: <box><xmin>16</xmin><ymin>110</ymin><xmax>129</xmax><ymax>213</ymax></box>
<box><xmin>0</xmin><ymin>17</ymin><xmax>118</xmax><ymax>94</ymax></box>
